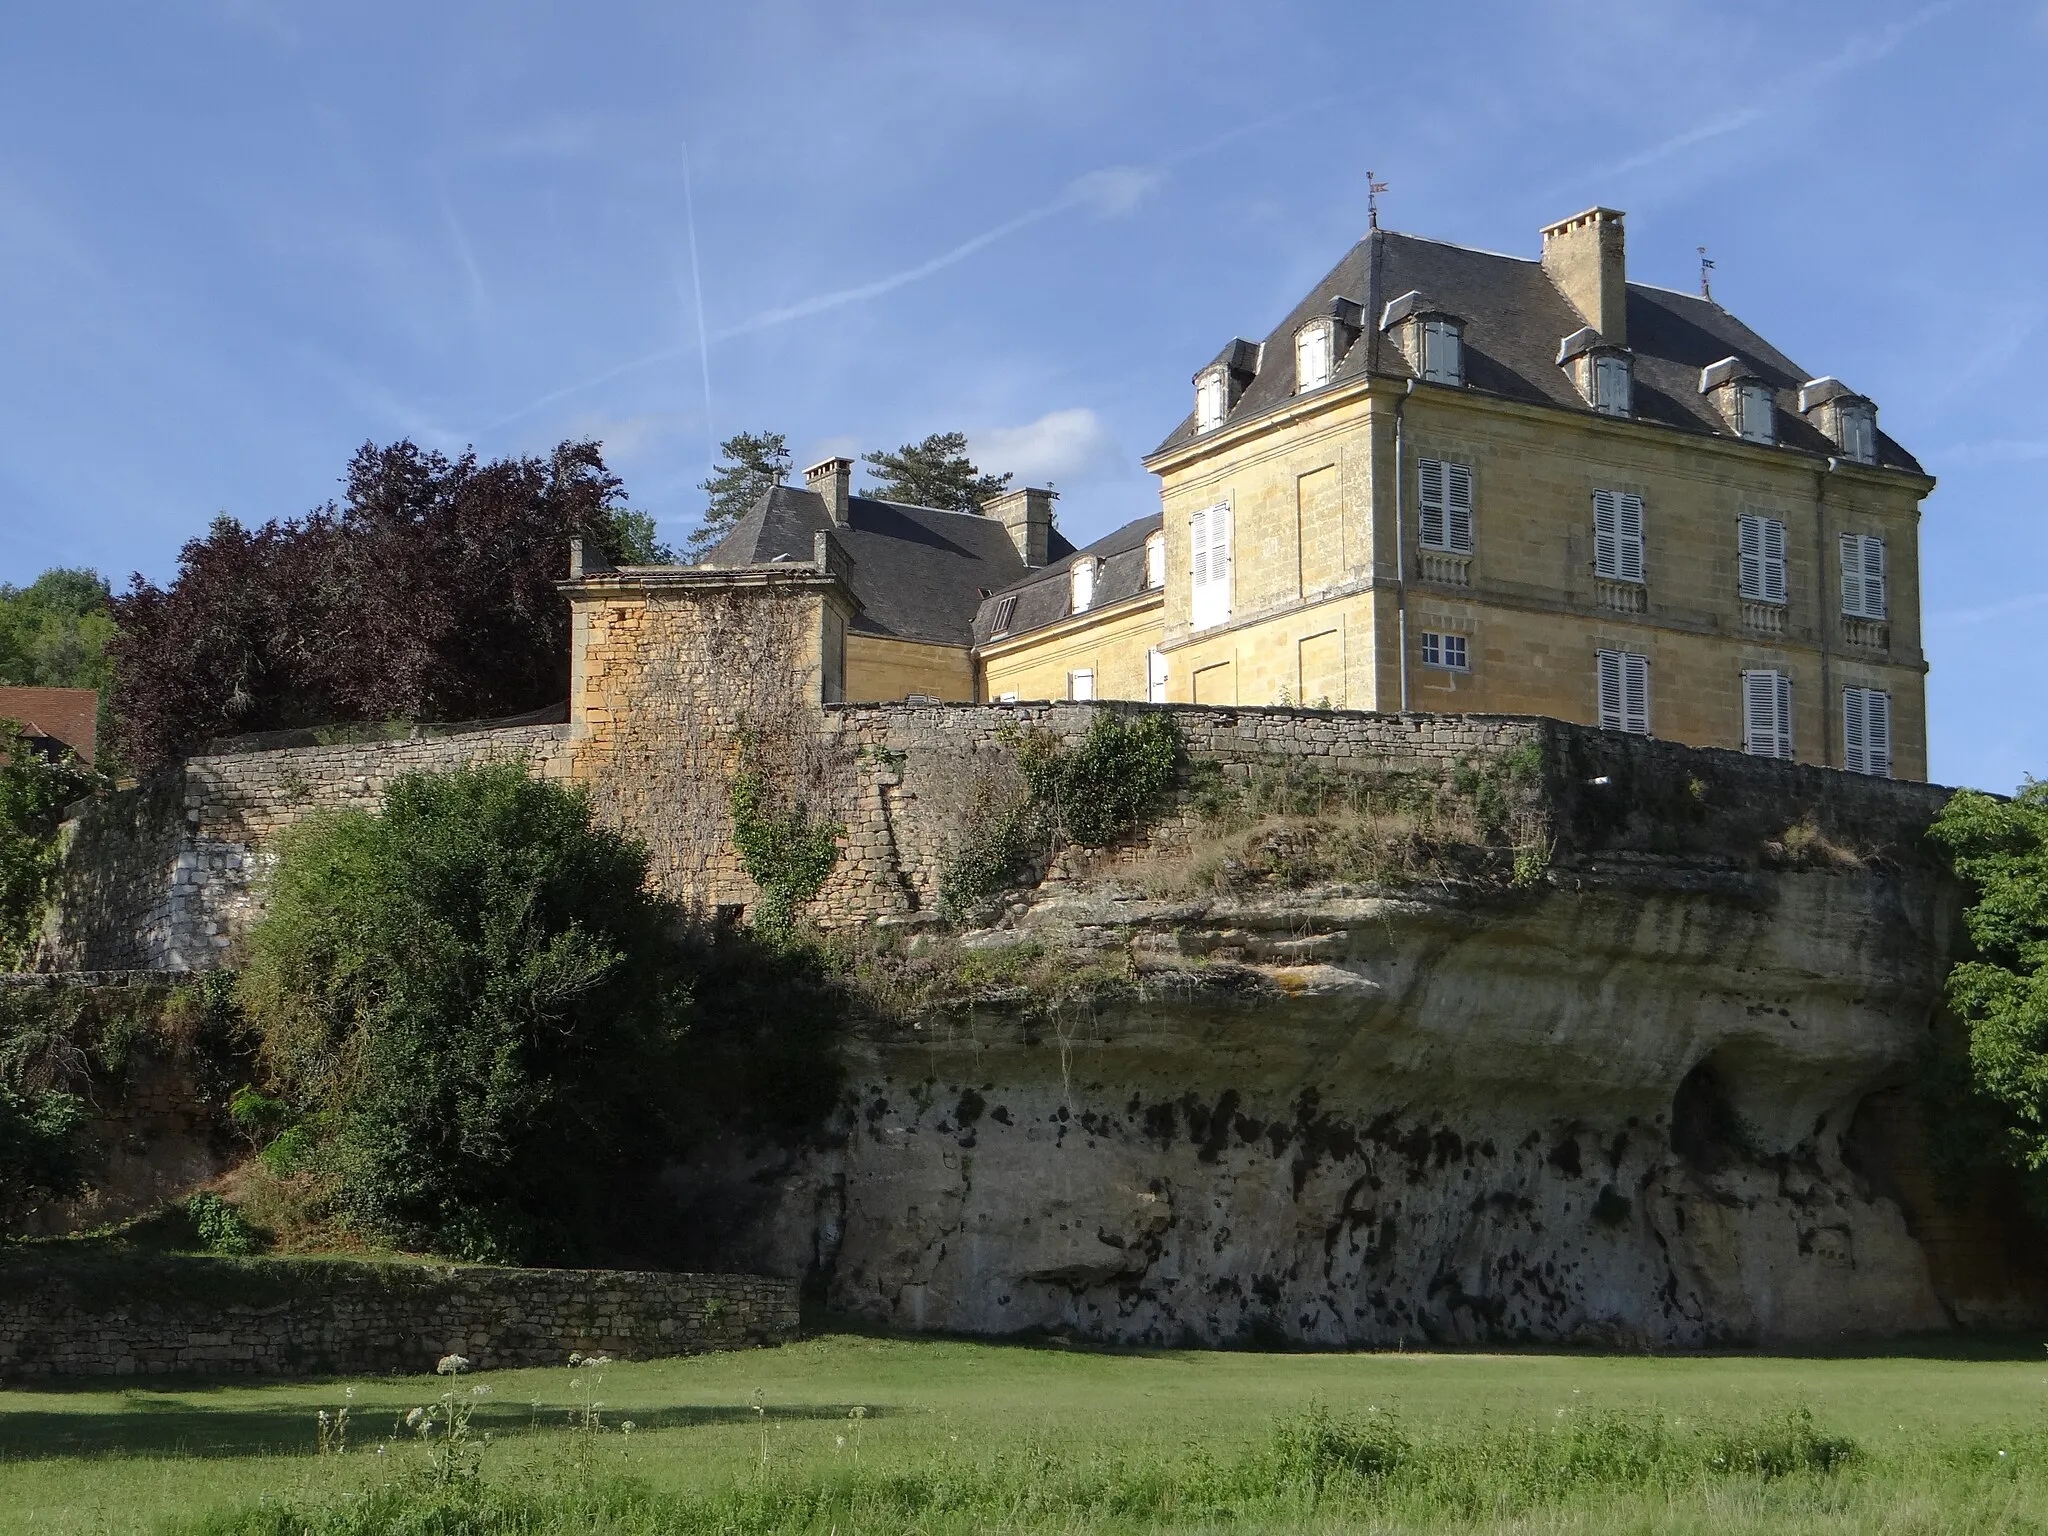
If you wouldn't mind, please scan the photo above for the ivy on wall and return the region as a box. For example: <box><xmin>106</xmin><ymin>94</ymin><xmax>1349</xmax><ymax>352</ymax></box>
<box><xmin>729</xmin><ymin>769</ymin><xmax>843</xmax><ymax>942</ymax></box>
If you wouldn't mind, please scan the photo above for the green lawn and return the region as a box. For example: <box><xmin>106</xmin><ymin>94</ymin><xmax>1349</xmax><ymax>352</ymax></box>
<box><xmin>3</xmin><ymin>1332</ymin><xmax>2047</xmax><ymax>1533</ymax></box>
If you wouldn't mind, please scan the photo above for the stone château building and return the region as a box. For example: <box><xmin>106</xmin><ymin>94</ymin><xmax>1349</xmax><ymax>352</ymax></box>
<box><xmin>566</xmin><ymin>206</ymin><xmax>1929</xmax><ymax>779</ymax></box>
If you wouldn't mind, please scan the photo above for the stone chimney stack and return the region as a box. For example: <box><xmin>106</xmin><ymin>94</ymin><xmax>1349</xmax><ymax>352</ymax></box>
<box><xmin>985</xmin><ymin>486</ymin><xmax>1055</xmax><ymax>567</ymax></box>
<box><xmin>1541</xmin><ymin>207</ymin><xmax>1627</xmax><ymax>346</ymax></box>
<box><xmin>804</xmin><ymin>456</ymin><xmax>854</xmax><ymax>524</ymax></box>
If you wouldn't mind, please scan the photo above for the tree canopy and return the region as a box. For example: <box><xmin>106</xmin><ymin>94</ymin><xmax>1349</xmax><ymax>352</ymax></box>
<box><xmin>237</xmin><ymin>763</ymin><xmax>694</xmax><ymax>1262</ymax></box>
<box><xmin>109</xmin><ymin>439</ymin><xmax>646</xmax><ymax>770</ymax></box>
<box><xmin>691</xmin><ymin>430</ymin><xmax>790</xmax><ymax>560</ymax></box>
<box><xmin>0</xmin><ymin>568</ymin><xmax>116</xmax><ymax>694</ymax></box>
<box><xmin>1928</xmin><ymin>782</ymin><xmax>2048</xmax><ymax>1193</ymax></box>
<box><xmin>862</xmin><ymin>431</ymin><xmax>1011</xmax><ymax>513</ymax></box>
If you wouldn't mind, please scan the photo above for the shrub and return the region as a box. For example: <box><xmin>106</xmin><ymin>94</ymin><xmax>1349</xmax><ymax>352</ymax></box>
<box><xmin>1019</xmin><ymin>711</ymin><xmax>1179</xmax><ymax>848</ymax></box>
<box><xmin>236</xmin><ymin>763</ymin><xmax>693</xmax><ymax>1262</ymax></box>
<box><xmin>0</xmin><ymin>1083</ymin><xmax>87</xmax><ymax>1232</ymax></box>
<box><xmin>728</xmin><ymin>768</ymin><xmax>842</xmax><ymax>941</ymax></box>
<box><xmin>185</xmin><ymin>1190</ymin><xmax>260</xmax><ymax>1255</ymax></box>
<box><xmin>0</xmin><ymin>720</ymin><xmax>107</xmax><ymax>966</ymax></box>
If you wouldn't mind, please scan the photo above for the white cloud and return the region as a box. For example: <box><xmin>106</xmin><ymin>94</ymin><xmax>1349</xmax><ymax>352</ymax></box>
<box><xmin>974</xmin><ymin>408</ymin><xmax>1124</xmax><ymax>487</ymax></box>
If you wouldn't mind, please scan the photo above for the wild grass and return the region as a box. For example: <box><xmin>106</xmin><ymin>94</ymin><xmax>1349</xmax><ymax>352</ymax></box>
<box><xmin>5</xmin><ymin>1334</ymin><xmax>2047</xmax><ymax>1536</ymax></box>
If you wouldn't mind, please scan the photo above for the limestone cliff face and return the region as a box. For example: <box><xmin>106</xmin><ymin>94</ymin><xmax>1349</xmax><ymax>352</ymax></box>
<box><xmin>683</xmin><ymin>857</ymin><xmax>1973</xmax><ymax>1348</ymax></box>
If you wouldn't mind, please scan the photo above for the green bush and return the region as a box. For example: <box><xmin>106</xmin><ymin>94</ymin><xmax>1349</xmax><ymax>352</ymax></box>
<box><xmin>1019</xmin><ymin>711</ymin><xmax>1179</xmax><ymax>848</ymax></box>
<box><xmin>236</xmin><ymin>763</ymin><xmax>694</xmax><ymax>1263</ymax></box>
<box><xmin>185</xmin><ymin>1191</ymin><xmax>260</xmax><ymax>1255</ymax></box>
<box><xmin>0</xmin><ymin>719</ymin><xmax>106</xmax><ymax>966</ymax></box>
<box><xmin>0</xmin><ymin>1083</ymin><xmax>87</xmax><ymax>1232</ymax></box>
<box><xmin>728</xmin><ymin>769</ymin><xmax>842</xmax><ymax>941</ymax></box>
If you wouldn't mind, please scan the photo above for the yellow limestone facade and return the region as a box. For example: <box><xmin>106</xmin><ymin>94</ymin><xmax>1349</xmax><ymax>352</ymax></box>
<box><xmin>979</xmin><ymin>208</ymin><xmax>1933</xmax><ymax>779</ymax></box>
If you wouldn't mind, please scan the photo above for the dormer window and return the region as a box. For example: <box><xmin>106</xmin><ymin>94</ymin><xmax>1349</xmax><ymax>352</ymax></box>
<box><xmin>1195</xmin><ymin>368</ymin><xmax>1227</xmax><ymax>433</ymax></box>
<box><xmin>1421</xmin><ymin>318</ymin><xmax>1463</xmax><ymax>385</ymax></box>
<box><xmin>1381</xmin><ymin>291</ymin><xmax>1465</xmax><ymax>389</ymax></box>
<box><xmin>1701</xmin><ymin>358</ymin><xmax>1776</xmax><ymax>446</ymax></box>
<box><xmin>1191</xmin><ymin>338</ymin><xmax>1260</xmax><ymax>436</ymax></box>
<box><xmin>1295</xmin><ymin>320</ymin><xmax>1333</xmax><ymax>392</ymax></box>
<box><xmin>1798</xmin><ymin>378</ymin><xmax>1879</xmax><ymax>465</ymax></box>
<box><xmin>1738</xmin><ymin>383</ymin><xmax>1775</xmax><ymax>445</ymax></box>
<box><xmin>1558</xmin><ymin>327</ymin><xmax>1631</xmax><ymax>417</ymax></box>
<box><xmin>1069</xmin><ymin>557</ymin><xmax>1096</xmax><ymax>615</ymax></box>
<box><xmin>1145</xmin><ymin>532</ymin><xmax>1166</xmax><ymax>590</ymax></box>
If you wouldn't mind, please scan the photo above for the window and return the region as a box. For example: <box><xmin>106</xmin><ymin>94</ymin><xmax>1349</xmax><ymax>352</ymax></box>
<box><xmin>1068</xmin><ymin>669</ymin><xmax>1095</xmax><ymax>701</ymax></box>
<box><xmin>1738</xmin><ymin>382</ymin><xmax>1776</xmax><ymax>445</ymax></box>
<box><xmin>1743</xmin><ymin>670</ymin><xmax>1794</xmax><ymax>759</ymax></box>
<box><xmin>988</xmin><ymin>594</ymin><xmax>1017</xmax><ymax>636</ymax></box>
<box><xmin>1070</xmin><ymin>558</ymin><xmax>1096</xmax><ymax>615</ymax></box>
<box><xmin>1195</xmin><ymin>369</ymin><xmax>1227</xmax><ymax>433</ymax></box>
<box><xmin>996</xmin><ymin>690</ymin><xmax>1019</xmax><ymax>703</ymax></box>
<box><xmin>1593</xmin><ymin>354</ymin><xmax>1632</xmax><ymax>417</ymax></box>
<box><xmin>1593</xmin><ymin>490</ymin><xmax>1646</xmax><ymax>583</ymax></box>
<box><xmin>1296</xmin><ymin>321</ymin><xmax>1332</xmax><ymax>392</ymax></box>
<box><xmin>1839</xmin><ymin>534</ymin><xmax>1887</xmax><ymax>619</ymax></box>
<box><xmin>1421</xmin><ymin>318</ymin><xmax>1463</xmax><ymax>386</ymax></box>
<box><xmin>1839</xmin><ymin>403</ymin><xmax>1876</xmax><ymax>466</ymax></box>
<box><xmin>1418</xmin><ymin>458</ymin><xmax>1474</xmax><ymax>553</ymax></box>
<box><xmin>1147</xmin><ymin>648</ymin><xmax>1169</xmax><ymax>703</ymax></box>
<box><xmin>1190</xmin><ymin>502</ymin><xmax>1232</xmax><ymax>630</ymax></box>
<box><xmin>1597</xmin><ymin>649</ymin><xmax>1650</xmax><ymax>735</ymax></box>
<box><xmin>1421</xmin><ymin>632</ymin><xmax>1469</xmax><ymax>671</ymax></box>
<box><xmin>1843</xmin><ymin>687</ymin><xmax>1892</xmax><ymax>777</ymax></box>
<box><xmin>1145</xmin><ymin>532</ymin><xmax>1166</xmax><ymax>590</ymax></box>
<box><xmin>1738</xmin><ymin>514</ymin><xmax>1789</xmax><ymax>604</ymax></box>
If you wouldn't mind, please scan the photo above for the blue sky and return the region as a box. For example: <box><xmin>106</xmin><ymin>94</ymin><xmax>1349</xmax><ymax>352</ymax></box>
<box><xmin>1</xmin><ymin>1</ymin><xmax>2042</xmax><ymax>791</ymax></box>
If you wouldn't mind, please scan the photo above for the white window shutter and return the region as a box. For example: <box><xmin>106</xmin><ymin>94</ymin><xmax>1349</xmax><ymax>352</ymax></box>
<box><xmin>1597</xmin><ymin>650</ymin><xmax>1623</xmax><ymax>730</ymax></box>
<box><xmin>1418</xmin><ymin>458</ymin><xmax>1447</xmax><ymax>549</ymax></box>
<box><xmin>1593</xmin><ymin>491</ymin><xmax>1619</xmax><ymax>578</ymax></box>
<box><xmin>1744</xmin><ymin>670</ymin><xmax>1793</xmax><ymax>758</ymax></box>
<box><xmin>1190</xmin><ymin>508</ymin><xmax>1208</xmax><ymax>587</ymax></box>
<box><xmin>1840</xmin><ymin>534</ymin><xmax>1864</xmax><ymax>617</ymax></box>
<box><xmin>1843</xmin><ymin>687</ymin><xmax>1868</xmax><ymax>773</ymax></box>
<box><xmin>1868</xmin><ymin>690</ymin><xmax>1892</xmax><ymax>777</ymax></box>
<box><xmin>1776</xmin><ymin>672</ymin><xmax>1794</xmax><ymax>759</ymax></box>
<box><xmin>1764</xmin><ymin>518</ymin><xmax>1788</xmax><ymax>604</ymax></box>
<box><xmin>1738</xmin><ymin>516</ymin><xmax>1762</xmax><ymax>600</ymax></box>
<box><xmin>1618</xmin><ymin>495</ymin><xmax>1645</xmax><ymax>583</ymax></box>
<box><xmin>1623</xmin><ymin>653</ymin><xmax>1649</xmax><ymax>735</ymax></box>
<box><xmin>1446</xmin><ymin>464</ymin><xmax>1475</xmax><ymax>553</ymax></box>
<box><xmin>1864</xmin><ymin>537</ymin><xmax>1887</xmax><ymax>620</ymax></box>
<box><xmin>1147</xmin><ymin>649</ymin><xmax>1169</xmax><ymax>703</ymax></box>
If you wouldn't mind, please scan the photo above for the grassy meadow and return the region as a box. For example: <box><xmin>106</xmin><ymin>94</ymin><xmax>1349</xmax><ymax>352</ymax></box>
<box><xmin>3</xmin><ymin>1331</ymin><xmax>2048</xmax><ymax>1533</ymax></box>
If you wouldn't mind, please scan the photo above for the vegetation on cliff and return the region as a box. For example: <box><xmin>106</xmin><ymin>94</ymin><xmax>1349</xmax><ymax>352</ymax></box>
<box><xmin>236</xmin><ymin>763</ymin><xmax>695</xmax><ymax>1263</ymax></box>
<box><xmin>0</xmin><ymin>719</ymin><xmax>107</xmax><ymax>966</ymax></box>
<box><xmin>1928</xmin><ymin>780</ymin><xmax>2048</xmax><ymax>1204</ymax></box>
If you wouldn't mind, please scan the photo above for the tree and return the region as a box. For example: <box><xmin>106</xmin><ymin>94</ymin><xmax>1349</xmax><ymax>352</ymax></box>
<box><xmin>1927</xmin><ymin>782</ymin><xmax>2048</xmax><ymax>1199</ymax></box>
<box><xmin>690</xmin><ymin>430</ymin><xmax>790</xmax><ymax>561</ymax></box>
<box><xmin>0</xmin><ymin>568</ymin><xmax>117</xmax><ymax>693</ymax></box>
<box><xmin>0</xmin><ymin>1084</ymin><xmax>87</xmax><ymax>1234</ymax></box>
<box><xmin>862</xmin><ymin>431</ymin><xmax>1011</xmax><ymax>513</ymax></box>
<box><xmin>237</xmin><ymin>763</ymin><xmax>693</xmax><ymax>1262</ymax></box>
<box><xmin>109</xmin><ymin>439</ymin><xmax>647</xmax><ymax>770</ymax></box>
<box><xmin>0</xmin><ymin>720</ymin><xmax>108</xmax><ymax>966</ymax></box>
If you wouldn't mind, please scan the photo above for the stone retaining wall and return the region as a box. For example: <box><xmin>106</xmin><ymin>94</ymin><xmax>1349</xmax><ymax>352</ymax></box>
<box><xmin>0</xmin><ymin>1256</ymin><xmax>797</xmax><ymax>1379</ymax></box>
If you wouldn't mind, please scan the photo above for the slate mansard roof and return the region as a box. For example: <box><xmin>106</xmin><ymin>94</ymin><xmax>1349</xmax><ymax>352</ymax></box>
<box><xmin>1150</xmin><ymin>229</ymin><xmax>1925</xmax><ymax>475</ymax></box>
<box><xmin>970</xmin><ymin>513</ymin><xmax>1163</xmax><ymax>647</ymax></box>
<box><xmin>703</xmin><ymin>484</ymin><xmax>1076</xmax><ymax>648</ymax></box>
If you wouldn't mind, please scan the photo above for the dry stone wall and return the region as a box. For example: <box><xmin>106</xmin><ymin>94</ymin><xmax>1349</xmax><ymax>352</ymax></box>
<box><xmin>0</xmin><ymin>1255</ymin><xmax>797</xmax><ymax>1379</ymax></box>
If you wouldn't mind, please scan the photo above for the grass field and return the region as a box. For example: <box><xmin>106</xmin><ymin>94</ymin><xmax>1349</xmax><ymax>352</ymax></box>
<box><xmin>4</xmin><ymin>1332</ymin><xmax>2048</xmax><ymax>1533</ymax></box>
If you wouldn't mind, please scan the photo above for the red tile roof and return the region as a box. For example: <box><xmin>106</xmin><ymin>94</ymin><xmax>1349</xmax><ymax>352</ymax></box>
<box><xmin>0</xmin><ymin>686</ymin><xmax>98</xmax><ymax>762</ymax></box>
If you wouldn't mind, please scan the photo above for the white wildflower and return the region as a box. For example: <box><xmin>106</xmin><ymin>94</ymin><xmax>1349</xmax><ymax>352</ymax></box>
<box><xmin>435</xmin><ymin>1354</ymin><xmax>472</xmax><ymax>1376</ymax></box>
<box><xmin>405</xmin><ymin>1408</ymin><xmax>425</xmax><ymax>1429</ymax></box>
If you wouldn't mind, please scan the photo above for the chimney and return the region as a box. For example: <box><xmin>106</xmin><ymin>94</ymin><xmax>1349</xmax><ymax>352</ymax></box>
<box><xmin>804</xmin><ymin>456</ymin><xmax>854</xmax><ymax>524</ymax></box>
<box><xmin>985</xmin><ymin>486</ymin><xmax>1055</xmax><ymax>567</ymax></box>
<box><xmin>1540</xmin><ymin>207</ymin><xmax>1627</xmax><ymax>346</ymax></box>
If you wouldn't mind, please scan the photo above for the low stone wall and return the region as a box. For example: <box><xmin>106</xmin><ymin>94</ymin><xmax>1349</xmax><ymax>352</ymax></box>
<box><xmin>0</xmin><ymin>1254</ymin><xmax>798</xmax><ymax>1379</ymax></box>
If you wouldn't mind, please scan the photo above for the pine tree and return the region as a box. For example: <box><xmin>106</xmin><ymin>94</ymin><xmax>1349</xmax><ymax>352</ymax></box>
<box><xmin>690</xmin><ymin>431</ymin><xmax>790</xmax><ymax>560</ymax></box>
<box><xmin>861</xmin><ymin>431</ymin><xmax>1011</xmax><ymax>513</ymax></box>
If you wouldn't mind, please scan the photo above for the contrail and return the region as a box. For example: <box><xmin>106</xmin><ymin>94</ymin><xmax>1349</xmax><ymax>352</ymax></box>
<box><xmin>681</xmin><ymin>139</ymin><xmax>715</xmax><ymax>469</ymax></box>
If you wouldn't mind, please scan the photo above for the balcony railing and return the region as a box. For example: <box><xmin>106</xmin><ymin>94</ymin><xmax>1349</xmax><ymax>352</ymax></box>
<box><xmin>1418</xmin><ymin>551</ymin><xmax>1471</xmax><ymax>587</ymax></box>
<box><xmin>1596</xmin><ymin>579</ymin><xmax>1647</xmax><ymax>614</ymax></box>
<box><xmin>1741</xmin><ymin>601</ymin><xmax>1786</xmax><ymax>635</ymax></box>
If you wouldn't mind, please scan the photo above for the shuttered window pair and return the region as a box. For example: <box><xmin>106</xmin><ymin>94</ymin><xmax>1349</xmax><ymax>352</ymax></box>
<box><xmin>1421</xmin><ymin>319</ymin><xmax>1462</xmax><ymax>385</ymax></box>
<box><xmin>1070</xmin><ymin>558</ymin><xmax>1096</xmax><ymax>615</ymax></box>
<box><xmin>1190</xmin><ymin>503</ymin><xmax>1232</xmax><ymax>631</ymax></box>
<box><xmin>1840</xmin><ymin>534</ymin><xmax>1887</xmax><ymax>619</ymax></box>
<box><xmin>1743</xmin><ymin>670</ymin><xmax>1794</xmax><ymax>759</ymax></box>
<box><xmin>1738</xmin><ymin>514</ymin><xmax>1788</xmax><ymax>604</ymax></box>
<box><xmin>1597</xmin><ymin>650</ymin><xmax>1650</xmax><ymax>735</ymax></box>
<box><xmin>1068</xmin><ymin>669</ymin><xmax>1095</xmax><ymax>702</ymax></box>
<box><xmin>1418</xmin><ymin>458</ymin><xmax>1474</xmax><ymax>553</ymax></box>
<box><xmin>1843</xmin><ymin>688</ymin><xmax>1892</xmax><ymax>777</ymax></box>
<box><xmin>1195</xmin><ymin>371</ymin><xmax>1226</xmax><ymax>433</ymax></box>
<box><xmin>1593</xmin><ymin>490</ymin><xmax>1646</xmax><ymax>583</ymax></box>
<box><xmin>1296</xmin><ymin>323</ymin><xmax>1332</xmax><ymax>392</ymax></box>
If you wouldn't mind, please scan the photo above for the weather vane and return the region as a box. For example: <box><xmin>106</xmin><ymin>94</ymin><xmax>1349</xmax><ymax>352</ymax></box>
<box><xmin>1367</xmin><ymin>171</ymin><xmax>1389</xmax><ymax>231</ymax></box>
<box><xmin>1697</xmin><ymin>245</ymin><xmax>1715</xmax><ymax>301</ymax></box>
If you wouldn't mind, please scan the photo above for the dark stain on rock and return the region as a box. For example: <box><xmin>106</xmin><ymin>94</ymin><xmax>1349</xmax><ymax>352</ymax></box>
<box><xmin>1143</xmin><ymin>1100</ymin><xmax>1178</xmax><ymax>1145</ymax></box>
<box><xmin>1549</xmin><ymin>1135</ymin><xmax>1583</xmax><ymax>1177</ymax></box>
<box><xmin>955</xmin><ymin>1089</ymin><xmax>986</xmax><ymax>1127</ymax></box>
<box><xmin>1593</xmin><ymin>1185</ymin><xmax>1633</xmax><ymax>1227</ymax></box>
<box><xmin>990</xmin><ymin>1105</ymin><xmax>1013</xmax><ymax>1126</ymax></box>
<box><xmin>1197</xmin><ymin>1090</ymin><xmax>1242</xmax><ymax>1163</ymax></box>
